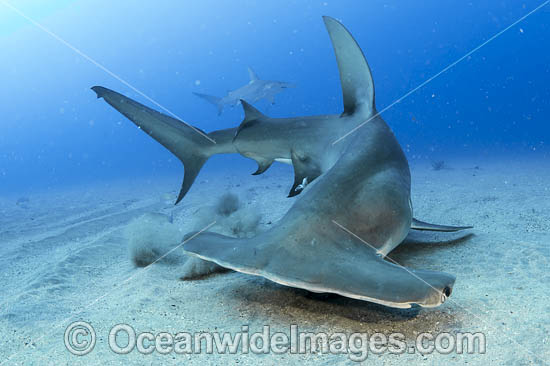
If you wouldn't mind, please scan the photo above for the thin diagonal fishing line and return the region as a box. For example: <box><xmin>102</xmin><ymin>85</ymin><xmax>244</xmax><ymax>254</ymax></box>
<box><xmin>0</xmin><ymin>0</ymin><xmax>216</xmax><ymax>144</ymax></box>
<box><xmin>332</xmin><ymin>0</ymin><xmax>550</xmax><ymax>145</ymax></box>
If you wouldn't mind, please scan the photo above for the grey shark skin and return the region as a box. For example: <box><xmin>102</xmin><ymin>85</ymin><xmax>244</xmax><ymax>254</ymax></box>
<box><xmin>92</xmin><ymin>17</ymin><xmax>471</xmax><ymax>308</ymax></box>
<box><xmin>411</xmin><ymin>218</ymin><xmax>472</xmax><ymax>232</ymax></box>
<box><xmin>193</xmin><ymin>67</ymin><xmax>294</xmax><ymax>115</ymax></box>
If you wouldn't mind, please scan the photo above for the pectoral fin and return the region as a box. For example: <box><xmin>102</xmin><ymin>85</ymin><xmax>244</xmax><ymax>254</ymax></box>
<box><xmin>411</xmin><ymin>218</ymin><xmax>473</xmax><ymax>232</ymax></box>
<box><xmin>288</xmin><ymin>150</ymin><xmax>322</xmax><ymax>197</ymax></box>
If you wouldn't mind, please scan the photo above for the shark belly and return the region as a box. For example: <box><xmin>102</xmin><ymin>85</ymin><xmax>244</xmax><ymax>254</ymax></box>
<box><xmin>274</xmin><ymin>158</ymin><xmax>292</xmax><ymax>164</ymax></box>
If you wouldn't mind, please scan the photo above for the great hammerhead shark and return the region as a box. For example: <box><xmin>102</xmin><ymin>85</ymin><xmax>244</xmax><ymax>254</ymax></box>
<box><xmin>92</xmin><ymin>17</ymin><xmax>471</xmax><ymax>308</ymax></box>
<box><xmin>193</xmin><ymin>67</ymin><xmax>294</xmax><ymax>115</ymax></box>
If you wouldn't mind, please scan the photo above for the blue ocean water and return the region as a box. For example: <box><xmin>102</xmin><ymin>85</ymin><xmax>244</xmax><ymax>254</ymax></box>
<box><xmin>1</xmin><ymin>0</ymin><xmax>549</xmax><ymax>194</ymax></box>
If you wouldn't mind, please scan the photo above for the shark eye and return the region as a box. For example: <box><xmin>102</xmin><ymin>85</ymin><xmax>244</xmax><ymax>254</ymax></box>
<box><xmin>440</xmin><ymin>287</ymin><xmax>452</xmax><ymax>303</ymax></box>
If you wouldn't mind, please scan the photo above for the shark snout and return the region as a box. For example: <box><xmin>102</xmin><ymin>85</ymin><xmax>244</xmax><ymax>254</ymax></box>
<box><xmin>412</xmin><ymin>270</ymin><xmax>456</xmax><ymax>308</ymax></box>
<box><xmin>430</xmin><ymin>277</ymin><xmax>455</xmax><ymax>307</ymax></box>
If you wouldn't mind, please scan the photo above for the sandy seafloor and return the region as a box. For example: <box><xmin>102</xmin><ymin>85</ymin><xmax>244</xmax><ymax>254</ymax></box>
<box><xmin>0</xmin><ymin>157</ymin><xmax>549</xmax><ymax>365</ymax></box>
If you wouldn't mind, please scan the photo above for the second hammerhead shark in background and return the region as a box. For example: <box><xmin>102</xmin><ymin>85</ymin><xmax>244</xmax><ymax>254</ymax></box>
<box><xmin>193</xmin><ymin>67</ymin><xmax>294</xmax><ymax>115</ymax></box>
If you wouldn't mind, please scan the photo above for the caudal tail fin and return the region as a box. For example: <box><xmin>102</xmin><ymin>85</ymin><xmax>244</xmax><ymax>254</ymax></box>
<box><xmin>92</xmin><ymin>86</ymin><xmax>224</xmax><ymax>204</ymax></box>
<box><xmin>193</xmin><ymin>92</ymin><xmax>224</xmax><ymax>115</ymax></box>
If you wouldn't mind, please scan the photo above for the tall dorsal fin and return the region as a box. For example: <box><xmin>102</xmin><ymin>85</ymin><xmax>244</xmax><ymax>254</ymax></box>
<box><xmin>248</xmin><ymin>67</ymin><xmax>259</xmax><ymax>83</ymax></box>
<box><xmin>323</xmin><ymin>16</ymin><xmax>375</xmax><ymax>117</ymax></box>
<box><xmin>235</xmin><ymin>100</ymin><xmax>268</xmax><ymax>137</ymax></box>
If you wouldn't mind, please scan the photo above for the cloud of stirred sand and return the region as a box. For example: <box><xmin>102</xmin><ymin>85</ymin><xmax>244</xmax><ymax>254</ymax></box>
<box><xmin>125</xmin><ymin>192</ymin><xmax>261</xmax><ymax>279</ymax></box>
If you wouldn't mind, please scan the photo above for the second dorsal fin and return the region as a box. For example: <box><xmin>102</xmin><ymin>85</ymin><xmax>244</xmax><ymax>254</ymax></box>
<box><xmin>241</xmin><ymin>99</ymin><xmax>265</xmax><ymax>122</ymax></box>
<box><xmin>235</xmin><ymin>100</ymin><xmax>267</xmax><ymax>136</ymax></box>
